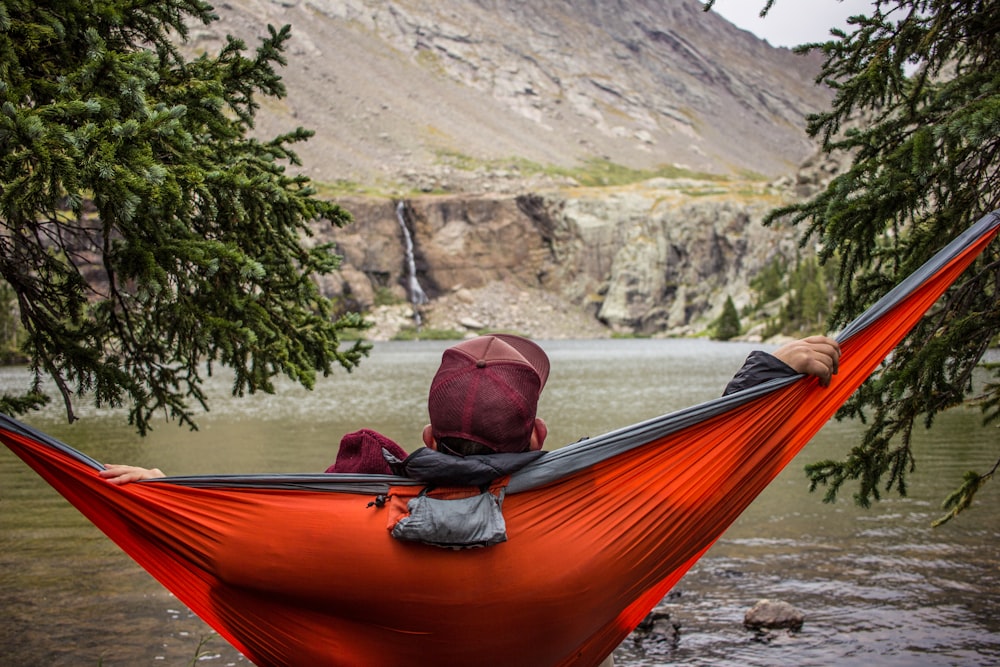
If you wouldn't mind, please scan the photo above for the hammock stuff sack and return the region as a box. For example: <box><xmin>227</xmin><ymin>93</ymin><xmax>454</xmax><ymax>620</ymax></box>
<box><xmin>2</xmin><ymin>210</ymin><xmax>999</xmax><ymax>667</ymax></box>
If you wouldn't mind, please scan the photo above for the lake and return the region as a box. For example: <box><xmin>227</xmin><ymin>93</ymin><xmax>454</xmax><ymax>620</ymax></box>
<box><xmin>1</xmin><ymin>338</ymin><xmax>998</xmax><ymax>666</ymax></box>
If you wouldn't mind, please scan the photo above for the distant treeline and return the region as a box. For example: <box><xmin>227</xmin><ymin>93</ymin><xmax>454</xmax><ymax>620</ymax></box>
<box><xmin>749</xmin><ymin>254</ymin><xmax>839</xmax><ymax>339</ymax></box>
<box><xmin>713</xmin><ymin>253</ymin><xmax>839</xmax><ymax>342</ymax></box>
<box><xmin>0</xmin><ymin>282</ymin><xmax>27</xmax><ymax>364</ymax></box>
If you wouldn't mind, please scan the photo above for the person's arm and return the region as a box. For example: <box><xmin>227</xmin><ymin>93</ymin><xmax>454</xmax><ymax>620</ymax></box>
<box><xmin>724</xmin><ymin>335</ymin><xmax>840</xmax><ymax>395</ymax></box>
<box><xmin>99</xmin><ymin>464</ymin><xmax>166</xmax><ymax>485</ymax></box>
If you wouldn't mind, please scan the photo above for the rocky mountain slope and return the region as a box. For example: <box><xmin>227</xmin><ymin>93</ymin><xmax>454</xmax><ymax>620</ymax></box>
<box><xmin>190</xmin><ymin>0</ymin><xmax>843</xmax><ymax>339</ymax></box>
<box><xmin>192</xmin><ymin>0</ymin><xmax>833</xmax><ymax>188</ymax></box>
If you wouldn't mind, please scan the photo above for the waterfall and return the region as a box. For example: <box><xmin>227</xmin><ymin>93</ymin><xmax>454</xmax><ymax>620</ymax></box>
<box><xmin>395</xmin><ymin>201</ymin><xmax>428</xmax><ymax>326</ymax></box>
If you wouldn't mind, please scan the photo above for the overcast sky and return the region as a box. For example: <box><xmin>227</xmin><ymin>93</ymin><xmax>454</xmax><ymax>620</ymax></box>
<box><xmin>710</xmin><ymin>0</ymin><xmax>877</xmax><ymax>48</ymax></box>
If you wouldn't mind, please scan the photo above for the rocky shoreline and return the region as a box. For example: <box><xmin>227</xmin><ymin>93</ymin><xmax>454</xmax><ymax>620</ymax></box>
<box><xmin>362</xmin><ymin>276</ymin><xmax>807</xmax><ymax>346</ymax></box>
<box><xmin>363</xmin><ymin>280</ymin><xmax>610</xmax><ymax>341</ymax></box>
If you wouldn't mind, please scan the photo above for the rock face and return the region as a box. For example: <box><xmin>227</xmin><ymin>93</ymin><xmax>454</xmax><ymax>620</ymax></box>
<box><xmin>320</xmin><ymin>181</ymin><xmax>803</xmax><ymax>339</ymax></box>
<box><xmin>181</xmin><ymin>0</ymin><xmax>840</xmax><ymax>339</ymax></box>
<box><xmin>190</xmin><ymin>0</ymin><xmax>833</xmax><ymax>185</ymax></box>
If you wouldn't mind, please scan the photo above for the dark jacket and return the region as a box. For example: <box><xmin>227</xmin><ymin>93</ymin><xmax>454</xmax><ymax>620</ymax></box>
<box><xmin>722</xmin><ymin>350</ymin><xmax>799</xmax><ymax>396</ymax></box>
<box><xmin>387</xmin><ymin>447</ymin><xmax>544</xmax><ymax>487</ymax></box>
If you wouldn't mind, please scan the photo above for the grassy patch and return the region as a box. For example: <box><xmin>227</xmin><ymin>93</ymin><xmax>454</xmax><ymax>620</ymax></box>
<box><xmin>392</xmin><ymin>327</ymin><xmax>467</xmax><ymax>341</ymax></box>
<box><xmin>311</xmin><ymin>178</ymin><xmax>439</xmax><ymax>199</ymax></box>
<box><xmin>434</xmin><ymin>151</ymin><xmax>731</xmax><ymax>188</ymax></box>
<box><xmin>562</xmin><ymin>158</ymin><xmax>726</xmax><ymax>187</ymax></box>
<box><xmin>338</xmin><ymin>326</ymin><xmax>372</xmax><ymax>341</ymax></box>
<box><xmin>311</xmin><ymin>153</ymin><xmax>770</xmax><ymax>199</ymax></box>
<box><xmin>311</xmin><ymin>179</ymin><xmax>398</xmax><ymax>198</ymax></box>
<box><xmin>373</xmin><ymin>287</ymin><xmax>402</xmax><ymax>307</ymax></box>
<box><xmin>609</xmin><ymin>331</ymin><xmax>653</xmax><ymax>339</ymax></box>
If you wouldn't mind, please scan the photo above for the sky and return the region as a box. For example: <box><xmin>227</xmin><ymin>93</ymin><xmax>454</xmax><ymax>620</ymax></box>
<box><xmin>710</xmin><ymin>0</ymin><xmax>877</xmax><ymax>48</ymax></box>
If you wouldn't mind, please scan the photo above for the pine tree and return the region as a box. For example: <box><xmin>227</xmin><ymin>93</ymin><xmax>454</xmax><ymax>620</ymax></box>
<box><xmin>712</xmin><ymin>295</ymin><xmax>741</xmax><ymax>341</ymax></box>
<box><xmin>0</xmin><ymin>1</ymin><xmax>366</xmax><ymax>433</ymax></box>
<box><xmin>704</xmin><ymin>0</ymin><xmax>999</xmax><ymax>522</ymax></box>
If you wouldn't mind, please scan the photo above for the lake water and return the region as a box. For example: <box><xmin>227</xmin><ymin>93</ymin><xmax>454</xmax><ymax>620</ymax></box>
<box><xmin>1</xmin><ymin>339</ymin><xmax>998</xmax><ymax>666</ymax></box>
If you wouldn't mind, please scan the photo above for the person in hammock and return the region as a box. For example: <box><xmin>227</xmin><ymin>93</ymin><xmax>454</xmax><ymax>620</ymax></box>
<box><xmin>100</xmin><ymin>333</ymin><xmax>840</xmax><ymax>485</ymax></box>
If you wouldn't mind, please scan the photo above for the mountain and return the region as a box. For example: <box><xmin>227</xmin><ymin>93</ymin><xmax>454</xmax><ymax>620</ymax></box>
<box><xmin>191</xmin><ymin>0</ymin><xmax>833</xmax><ymax>189</ymax></box>
<box><xmin>185</xmin><ymin>0</ymin><xmax>843</xmax><ymax>339</ymax></box>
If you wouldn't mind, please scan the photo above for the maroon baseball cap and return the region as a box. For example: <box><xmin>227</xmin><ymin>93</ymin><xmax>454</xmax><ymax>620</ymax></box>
<box><xmin>428</xmin><ymin>334</ymin><xmax>550</xmax><ymax>453</ymax></box>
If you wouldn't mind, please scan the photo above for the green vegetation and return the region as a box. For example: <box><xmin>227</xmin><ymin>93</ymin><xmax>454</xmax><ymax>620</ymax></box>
<box><xmin>609</xmin><ymin>331</ymin><xmax>654</xmax><ymax>339</ymax></box>
<box><xmin>373</xmin><ymin>287</ymin><xmax>403</xmax><ymax>307</ymax></box>
<box><xmin>392</xmin><ymin>327</ymin><xmax>466</xmax><ymax>341</ymax></box>
<box><xmin>557</xmin><ymin>157</ymin><xmax>728</xmax><ymax>187</ymax></box>
<box><xmin>749</xmin><ymin>258</ymin><xmax>785</xmax><ymax>306</ymax></box>
<box><xmin>711</xmin><ymin>295</ymin><xmax>741</xmax><ymax>341</ymax></box>
<box><xmin>705</xmin><ymin>0</ymin><xmax>1000</xmax><ymax>522</ymax></box>
<box><xmin>434</xmin><ymin>150</ymin><xmax>732</xmax><ymax>188</ymax></box>
<box><xmin>783</xmin><ymin>256</ymin><xmax>835</xmax><ymax>333</ymax></box>
<box><xmin>0</xmin><ymin>281</ymin><xmax>27</xmax><ymax>365</ymax></box>
<box><xmin>0</xmin><ymin>1</ymin><xmax>367</xmax><ymax>433</ymax></box>
<box><xmin>312</xmin><ymin>179</ymin><xmax>402</xmax><ymax>199</ymax></box>
<box><xmin>311</xmin><ymin>146</ymin><xmax>767</xmax><ymax>199</ymax></box>
<box><xmin>746</xmin><ymin>254</ymin><xmax>839</xmax><ymax>338</ymax></box>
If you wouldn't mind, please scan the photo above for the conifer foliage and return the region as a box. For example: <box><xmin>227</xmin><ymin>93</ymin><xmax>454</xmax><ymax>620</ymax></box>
<box><xmin>0</xmin><ymin>1</ymin><xmax>366</xmax><ymax>433</ymax></box>
<box><xmin>712</xmin><ymin>295</ymin><xmax>741</xmax><ymax>341</ymax></box>
<box><xmin>706</xmin><ymin>0</ymin><xmax>999</xmax><ymax>521</ymax></box>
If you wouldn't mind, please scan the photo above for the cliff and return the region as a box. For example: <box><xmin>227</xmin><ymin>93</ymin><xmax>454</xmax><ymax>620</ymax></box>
<box><xmin>320</xmin><ymin>179</ymin><xmax>813</xmax><ymax>340</ymax></box>
<box><xmin>190</xmin><ymin>0</ymin><xmax>843</xmax><ymax>339</ymax></box>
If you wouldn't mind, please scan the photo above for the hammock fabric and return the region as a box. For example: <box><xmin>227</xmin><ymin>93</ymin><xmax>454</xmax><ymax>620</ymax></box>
<box><xmin>2</xmin><ymin>210</ymin><xmax>998</xmax><ymax>667</ymax></box>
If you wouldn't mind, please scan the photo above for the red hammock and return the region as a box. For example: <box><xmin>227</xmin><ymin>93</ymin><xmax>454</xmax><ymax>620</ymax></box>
<box><xmin>2</xmin><ymin>211</ymin><xmax>998</xmax><ymax>667</ymax></box>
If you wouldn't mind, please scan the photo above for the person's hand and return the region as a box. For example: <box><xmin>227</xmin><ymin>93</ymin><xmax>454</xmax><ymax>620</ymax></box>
<box><xmin>99</xmin><ymin>464</ymin><xmax>166</xmax><ymax>485</ymax></box>
<box><xmin>772</xmin><ymin>335</ymin><xmax>841</xmax><ymax>387</ymax></box>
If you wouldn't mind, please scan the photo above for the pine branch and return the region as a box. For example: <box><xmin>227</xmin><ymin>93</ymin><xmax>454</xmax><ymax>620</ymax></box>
<box><xmin>933</xmin><ymin>458</ymin><xmax>999</xmax><ymax>527</ymax></box>
<box><xmin>760</xmin><ymin>0</ymin><xmax>1000</xmax><ymax>521</ymax></box>
<box><xmin>0</xmin><ymin>1</ymin><xmax>365</xmax><ymax>433</ymax></box>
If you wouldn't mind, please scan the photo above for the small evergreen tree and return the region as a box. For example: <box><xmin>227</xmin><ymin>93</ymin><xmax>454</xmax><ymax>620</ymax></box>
<box><xmin>786</xmin><ymin>256</ymin><xmax>833</xmax><ymax>333</ymax></box>
<box><xmin>749</xmin><ymin>258</ymin><xmax>785</xmax><ymax>307</ymax></box>
<box><xmin>713</xmin><ymin>295</ymin><xmax>741</xmax><ymax>341</ymax></box>
<box><xmin>705</xmin><ymin>0</ymin><xmax>999</xmax><ymax>522</ymax></box>
<box><xmin>748</xmin><ymin>254</ymin><xmax>836</xmax><ymax>336</ymax></box>
<box><xmin>0</xmin><ymin>1</ymin><xmax>366</xmax><ymax>433</ymax></box>
<box><xmin>0</xmin><ymin>280</ymin><xmax>24</xmax><ymax>363</ymax></box>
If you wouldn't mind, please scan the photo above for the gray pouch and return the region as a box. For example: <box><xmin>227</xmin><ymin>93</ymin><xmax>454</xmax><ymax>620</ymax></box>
<box><xmin>391</xmin><ymin>487</ymin><xmax>507</xmax><ymax>549</ymax></box>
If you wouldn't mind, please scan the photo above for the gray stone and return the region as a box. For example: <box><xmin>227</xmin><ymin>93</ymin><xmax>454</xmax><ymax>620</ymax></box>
<box><xmin>744</xmin><ymin>599</ymin><xmax>805</xmax><ymax>631</ymax></box>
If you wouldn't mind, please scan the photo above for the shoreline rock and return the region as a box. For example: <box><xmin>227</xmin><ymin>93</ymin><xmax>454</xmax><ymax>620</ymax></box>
<box><xmin>744</xmin><ymin>598</ymin><xmax>806</xmax><ymax>631</ymax></box>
